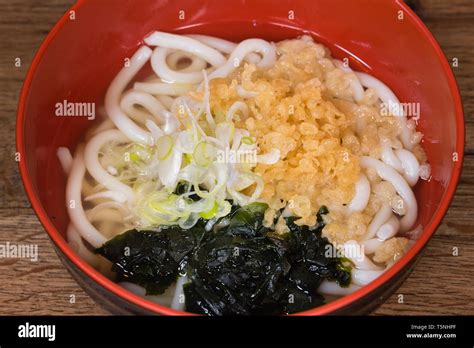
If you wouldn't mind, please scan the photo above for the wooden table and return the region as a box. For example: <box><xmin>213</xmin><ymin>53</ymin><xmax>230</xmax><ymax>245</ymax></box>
<box><xmin>0</xmin><ymin>0</ymin><xmax>472</xmax><ymax>315</ymax></box>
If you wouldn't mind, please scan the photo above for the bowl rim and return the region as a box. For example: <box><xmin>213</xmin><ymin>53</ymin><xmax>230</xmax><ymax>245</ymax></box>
<box><xmin>16</xmin><ymin>0</ymin><xmax>465</xmax><ymax>316</ymax></box>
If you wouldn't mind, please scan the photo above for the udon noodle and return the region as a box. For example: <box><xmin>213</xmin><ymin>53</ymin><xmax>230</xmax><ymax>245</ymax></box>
<box><xmin>58</xmin><ymin>32</ymin><xmax>429</xmax><ymax>313</ymax></box>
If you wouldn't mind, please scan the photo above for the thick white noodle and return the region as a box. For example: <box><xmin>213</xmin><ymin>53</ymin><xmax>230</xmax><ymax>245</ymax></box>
<box><xmin>66</xmin><ymin>147</ymin><xmax>107</xmax><ymax>248</ymax></box>
<box><xmin>364</xmin><ymin>203</ymin><xmax>392</xmax><ymax>241</ymax></box>
<box><xmin>353</xmin><ymin>256</ymin><xmax>383</xmax><ymax>271</ymax></box>
<box><xmin>146</xmin><ymin>119</ymin><xmax>165</xmax><ymax>141</ymax></box>
<box><xmin>355</xmin><ymin>72</ymin><xmax>412</xmax><ymax>149</ymax></box>
<box><xmin>66</xmin><ymin>224</ymin><xmax>101</xmax><ymax>268</ymax></box>
<box><xmin>186</xmin><ymin>34</ymin><xmax>261</xmax><ymax>64</ymax></box>
<box><xmin>121</xmin><ymin>91</ymin><xmax>180</xmax><ymax>135</ymax></box>
<box><xmin>150</xmin><ymin>47</ymin><xmax>210</xmax><ymax>84</ymax></box>
<box><xmin>344</xmin><ymin>240</ymin><xmax>383</xmax><ymax>271</ymax></box>
<box><xmin>170</xmin><ymin>275</ymin><xmax>188</xmax><ymax>311</ymax></box>
<box><xmin>361</xmin><ymin>238</ymin><xmax>384</xmax><ymax>254</ymax></box>
<box><xmin>158</xmin><ymin>95</ymin><xmax>175</xmax><ymax>109</ymax></box>
<box><xmin>87</xmin><ymin>119</ymin><xmax>116</xmax><ymax>141</ymax></box>
<box><xmin>360</xmin><ymin>157</ymin><xmax>417</xmax><ymax>231</ymax></box>
<box><xmin>347</xmin><ymin>173</ymin><xmax>370</xmax><ymax>214</ymax></box>
<box><xmin>166</xmin><ymin>50</ymin><xmax>207</xmax><ymax>72</ymax></box>
<box><xmin>120</xmin><ymin>90</ymin><xmax>166</xmax><ymax>125</ymax></box>
<box><xmin>318</xmin><ymin>280</ymin><xmax>362</xmax><ymax>296</ymax></box>
<box><xmin>86</xmin><ymin>201</ymin><xmax>130</xmax><ymax>214</ymax></box>
<box><xmin>84</xmin><ymin>190</ymin><xmax>128</xmax><ymax>203</ymax></box>
<box><xmin>226</xmin><ymin>101</ymin><xmax>249</xmax><ymax>122</ymax></box>
<box><xmin>394</xmin><ymin>149</ymin><xmax>420</xmax><ymax>187</ymax></box>
<box><xmin>85</xmin><ymin>207</ymin><xmax>125</xmax><ymax>223</ymax></box>
<box><xmin>57</xmin><ymin>147</ymin><xmax>72</xmax><ymax>175</ymax></box>
<box><xmin>84</xmin><ymin>129</ymin><xmax>135</xmax><ymax>202</ymax></box>
<box><xmin>144</xmin><ymin>31</ymin><xmax>227</xmax><ymax>67</ymax></box>
<box><xmin>119</xmin><ymin>282</ymin><xmax>174</xmax><ymax>306</ymax></box>
<box><xmin>332</xmin><ymin>59</ymin><xmax>365</xmax><ymax>102</ymax></box>
<box><xmin>381</xmin><ymin>143</ymin><xmax>403</xmax><ymax>172</ymax></box>
<box><xmin>381</xmin><ymin>144</ymin><xmax>420</xmax><ymax>187</ymax></box>
<box><xmin>133</xmin><ymin>81</ymin><xmax>193</xmax><ymax>96</ymax></box>
<box><xmin>105</xmin><ymin>46</ymin><xmax>154</xmax><ymax>145</ymax></box>
<box><xmin>376</xmin><ymin>215</ymin><xmax>400</xmax><ymax>240</ymax></box>
<box><xmin>209</xmin><ymin>39</ymin><xmax>277</xmax><ymax>79</ymax></box>
<box><xmin>85</xmin><ymin>201</ymin><xmax>131</xmax><ymax>225</ymax></box>
<box><xmin>352</xmin><ymin>269</ymin><xmax>384</xmax><ymax>286</ymax></box>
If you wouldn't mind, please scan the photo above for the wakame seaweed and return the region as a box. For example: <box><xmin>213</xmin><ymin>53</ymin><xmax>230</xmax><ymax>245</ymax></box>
<box><xmin>96</xmin><ymin>225</ymin><xmax>205</xmax><ymax>295</ymax></box>
<box><xmin>184</xmin><ymin>204</ymin><xmax>351</xmax><ymax>315</ymax></box>
<box><xmin>96</xmin><ymin>203</ymin><xmax>351</xmax><ymax>314</ymax></box>
<box><xmin>185</xmin><ymin>234</ymin><xmax>289</xmax><ymax>315</ymax></box>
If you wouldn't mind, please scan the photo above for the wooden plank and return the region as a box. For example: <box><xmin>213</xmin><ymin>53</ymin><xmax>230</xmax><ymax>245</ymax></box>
<box><xmin>0</xmin><ymin>208</ymin><xmax>106</xmax><ymax>315</ymax></box>
<box><xmin>423</xmin><ymin>17</ymin><xmax>474</xmax><ymax>153</ymax></box>
<box><xmin>406</xmin><ymin>0</ymin><xmax>474</xmax><ymax>19</ymax></box>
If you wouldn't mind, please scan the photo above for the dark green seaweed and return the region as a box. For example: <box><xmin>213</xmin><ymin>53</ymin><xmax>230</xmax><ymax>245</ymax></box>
<box><xmin>96</xmin><ymin>225</ymin><xmax>205</xmax><ymax>295</ymax></box>
<box><xmin>96</xmin><ymin>203</ymin><xmax>351</xmax><ymax>314</ymax></box>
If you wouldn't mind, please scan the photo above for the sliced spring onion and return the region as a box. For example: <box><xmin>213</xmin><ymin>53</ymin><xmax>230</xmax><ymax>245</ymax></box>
<box><xmin>109</xmin><ymin>88</ymin><xmax>283</xmax><ymax>228</ymax></box>
<box><xmin>194</xmin><ymin>163</ymin><xmax>228</xmax><ymax>198</ymax></box>
<box><xmin>179</xmin><ymin>163</ymin><xmax>207</xmax><ymax>183</ymax></box>
<box><xmin>193</xmin><ymin>141</ymin><xmax>215</xmax><ymax>167</ymax></box>
<box><xmin>228</xmin><ymin>171</ymin><xmax>264</xmax><ymax>206</ymax></box>
<box><xmin>129</xmin><ymin>152</ymin><xmax>140</xmax><ymax>162</ymax></box>
<box><xmin>228</xmin><ymin>172</ymin><xmax>255</xmax><ymax>191</ymax></box>
<box><xmin>215</xmin><ymin>122</ymin><xmax>235</xmax><ymax>146</ymax></box>
<box><xmin>157</xmin><ymin>149</ymin><xmax>182</xmax><ymax>188</ymax></box>
<box><xmin>156</xmin><ymin>135</ymin><xmax>174</xmax><ymax>160</ymax></box>
<box><xmin>140</xmin><ymin>192</ymin><xmax>187</xmax><ymax>219</ymax></box>
<box><xmin>121</xmin><ymin>143</ymin><xmax>153</xmax><ymax>164</ymax></box>
<box><xmin>232</xmin><ymin>128</ymin><xmax>250</xmax><ymax>150</ymax></box>
<box><xmin>178</xmin><ymin>213</ymin><xmax>200</xmax><ymax>229</ymax></box>
<box><xmin>199</xmin><ymin>200</ymin><xmax>219</xmax><ymax>219</ymax></box>
<box><xmin>183</xmin><ymin>196</ymin><xmax>215</xmax><ymax>213</ymax></box>
<box><xmin>176</xmin><ymin>129</ymin><xmax>196</xmax><ymax>154</ymax></box>
<box><xmin>241</xmin><ymin>136</ymin><xmax>254</xmax><ymax>145</ymax></box>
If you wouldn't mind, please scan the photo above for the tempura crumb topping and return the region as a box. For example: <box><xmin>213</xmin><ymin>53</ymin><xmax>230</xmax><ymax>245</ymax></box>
<box><xmin>209</xmin><ymin>36</ymin><xmax>418</xmax><ymax>262</ymax></box>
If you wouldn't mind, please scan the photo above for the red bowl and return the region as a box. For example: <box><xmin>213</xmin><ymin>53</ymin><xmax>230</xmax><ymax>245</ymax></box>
<box><xmin>17</xmin><ymin>0</ymin><xmax>464</xmax><ymax>315</ymax></box>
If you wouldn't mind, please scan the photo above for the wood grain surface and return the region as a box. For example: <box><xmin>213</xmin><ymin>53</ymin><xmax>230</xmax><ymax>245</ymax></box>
<box><xmin>0</xmin><ymin>0</ymin><xmax>472</xmax><ymax>315</ymax></box>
